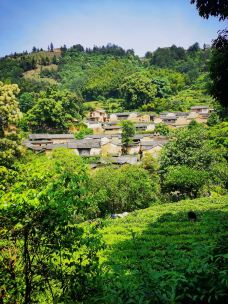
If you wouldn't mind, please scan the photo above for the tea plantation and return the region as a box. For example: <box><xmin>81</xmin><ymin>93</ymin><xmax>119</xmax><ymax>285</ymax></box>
<box><xmin>97</xmin><ymin>196</ymin><xmax>228</xmax><ymax>304</ymax></box>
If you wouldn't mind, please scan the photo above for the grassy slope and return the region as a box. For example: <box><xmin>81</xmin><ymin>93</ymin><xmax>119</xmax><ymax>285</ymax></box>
<box><xmin>23</xmin><ymin>64</ymin><xmax>58</xmax><ymax>84</ymax></box>
<box><xmin>99</xmin><ymin>195</ymin><xmax>228</xmax><ymax>301</ymax></box>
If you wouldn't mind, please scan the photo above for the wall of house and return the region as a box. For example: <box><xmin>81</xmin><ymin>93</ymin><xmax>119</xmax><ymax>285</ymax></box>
<box><xmin>109</xmin><ymin>114</ymin><xmax>118</xmax><ymax>122</ymax></box>
<box><xmin>86</xmin><ymin>122</ymin><xmax>101</xmax><ymax>129</ymax></box>
<box><xmin>101</xmin><ymin>142</ymin><xmax>122</xmax><ymax>156</ymax></box>
<box><xmin>146</xmin><ymin>123</ymin><xmax>155</xmax><ymax>131</ymax></box>
<box><xmin>52</xmin><ymin>139</ymin><xmax>72</xmax><ymax>144</ymax></box>
<box><xmin>127</xmin><ymin>145</ymin><xmax>140</xmax><ymax>155</ymax></box>
<box><xmin>195</xmin><ymin>116</ymin><xmax>208</xmax><ymax>124</ymax></box>
<box><xmin>154</xmin><ymin>117</ymin><xmax>163</xmax><ymax>124</ymax></box>
<box><xmin>137</xmin><ymin>114</ymin><xmax>151</xmax><ymax>123</ymax></box>
<box><xmin>142</xmin><ymin>146</ymin><xmax>162</xmax><ymax>158</ymax></box>
<box><xmin>127</xmin><ymin>113</ymin><xmax>140</xmax><ymax>122</ymax></box>
<box><xmin>90</xmin><ymin>148</ymin><xmax>101</xmax><ymax>156</ymax></box>
<box><xmin>175</xmin><ymin>117</ymin><xmax>189</xmax><ymax>127</ymax></box>
<box><xmin>104</xmin><ymin>128</ymin><xmax>122</xmax><ymax>135</ymax></box>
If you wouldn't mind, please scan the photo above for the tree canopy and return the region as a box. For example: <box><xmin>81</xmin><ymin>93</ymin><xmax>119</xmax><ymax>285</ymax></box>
<box><xmin>191</xmin><ymin>0</ymin><xmax>228</xmax><ymax>20</ymax></box>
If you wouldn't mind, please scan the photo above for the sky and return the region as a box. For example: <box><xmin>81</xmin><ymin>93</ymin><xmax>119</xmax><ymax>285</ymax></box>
<box><xmin>0</xmin><ymin>0</ymin><xmax>225</xmax><ymax>57</ymax></box>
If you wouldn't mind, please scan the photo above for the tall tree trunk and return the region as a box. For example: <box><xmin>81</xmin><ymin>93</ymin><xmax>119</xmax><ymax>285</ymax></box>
<box><xmin>23</xmin><ymin>228</ymin><xmax>31</xmax><ymax>304</ymax></box>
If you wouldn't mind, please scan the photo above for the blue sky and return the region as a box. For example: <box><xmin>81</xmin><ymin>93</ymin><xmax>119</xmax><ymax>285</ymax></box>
<box><xmin>0</xmin><ymin>0</ymin><xmax>225</xmax><ymax>56</ymax></box>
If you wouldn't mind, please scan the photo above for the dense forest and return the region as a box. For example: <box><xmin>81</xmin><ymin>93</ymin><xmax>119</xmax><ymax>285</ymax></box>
<box><xmin>0</xmin><ymin>41</ymin><xmax>216</xmax><ymax>120</ymax></box>
<box><xmin>0</xmin><ymin>1</ymin><xmax>228</xmax><ymax>303</ymax></box>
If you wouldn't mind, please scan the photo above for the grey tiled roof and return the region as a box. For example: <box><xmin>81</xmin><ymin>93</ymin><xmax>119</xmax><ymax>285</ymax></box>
<box><xmin>103</xmin><ymin>126</ymin><xmax>121</xmax><ymax>130</ymax></box>
<box><xmin>29</xmin><ymin>134</ymin><xmax>74</xmax><ymax>140</ymax></box>
<box><xmin>67</xmin><ymin>139</ymin><xmax>101</xmax><ymax>149</ymax></box>
<box><xmin>163</xmin><ymin>115</ymin><xmax>177</xmax><ymax>120</ymax></box>
<box><xmin>141</xmin><ymin>140</ymin><xmax>166</xmax><ymax>151</ymax></box>
<box><xmin>24</xmin><ymin>142</ymin><xmax>45</xmax><ymax>151</ymax></box>
<box><xmin>176</xmin><ymin>112</ymin><xmax>189</xmax><ymax>117</ymax></box>
<box><xmin>113</xmin><ymin>112</ymin><xmax>133</xmax><ymax>116</ymax></box>
<box><xmin>135</xmin><ymin>124</ymin><xmax>148</xmax><ymax>127</ymax></box>
<box><xmin>191</xmin><ymin>105</ymin><xmax>209</xmax><ymax>109</ymax></box>
<box><xmin>45</xmin><ymin>144</ymin><xmax>67</xmax><ymax>150</ymax></box>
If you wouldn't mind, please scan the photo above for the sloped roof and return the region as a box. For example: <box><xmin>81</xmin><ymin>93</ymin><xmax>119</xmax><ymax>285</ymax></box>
<box><xmin>67</xmin><ymin>139</ymin><xmax>101</xmax><ymax>149</ymax></box>
<box><xmin>103</xmin><ymin>125</ymin><xmax>121</xmax><ymax>130</ymax></box>
<box><xmin>29</xmin><ymin>134</ymin><xmax>74</xmax><ymax>140</ymax></box>
<box><xmin>163</xmin><ymin>115</ymin><xmax>177</xmax><ymax>120</ymax></box>
<box><xmin>140</xmin><ymin>141</ymin><xmax>166</xmax><ymax>151</ymax></box>
<box><xmin>191</xmin><ymin>105</ymin><xmax>209</xmax><ymax>109</ymax></box>
<box><xmin>24</xmin><ymin>142</ymin><xmax>45</xmax><ymax>151</ymax></box>
<box><xmin>135</xmin><ymin>123</ymin><xmax>148</xmax><ymax>128</ymax></box>
<box><xmin>112</xmin><ymin>112</ymin><xmax>132</xmax><ymax>116</ymax></box>
<box><xmin>45</xmin><ymin>144</ymin><xmax>67</xmax><ymax>150</ymax></box>
<box><xmin>176</xmin><ymin>112</ymin><xmax>189</xmax><ymax>117</ymax></box>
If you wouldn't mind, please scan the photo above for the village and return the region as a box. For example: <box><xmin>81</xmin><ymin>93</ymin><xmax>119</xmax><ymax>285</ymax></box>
<box><xmin>24</xmin><ymin>105</ymin><xmax>212</xmax><ymax>165</ymax></box>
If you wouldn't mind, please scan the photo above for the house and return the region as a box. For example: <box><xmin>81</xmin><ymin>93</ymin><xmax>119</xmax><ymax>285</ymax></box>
<box><xmin>85</xmin><ymin>120</ymin><xmax>103</xmax><ymax>134</ymax></box>
<box><xmin>126</xmin><ymin>144</ymin><xmax>140</xmax><ymax>155</ymax></box>
<box><xmin>140</xmin><ymin>141</ymin><xmax>166</xmax><ymax>158</ymax></box>
<box><xmin>84</xmin><ymin>134</ymin><xmax>122</xmax><ymax>144</ymax></box>
<box><xmin>132</xmin><ymin>113</ymin><xmax>151</xmax><ymax>123</ymax></box>
<box><xmin>174</xmin><ymin>116</ymin><xmax>189</xmax><ymax>128</ymax></box>
<box><xmin>162</xmin><ymin>115</ymin><xmax>177</xmax><ymax>125</ymax></box>
<box><xmin>101</xmin><ymin>142</ymin><xmax>122</xmax><ymax>156</ymax></box>
<box><xmin>29</xmin><ymin>134</ymin><xmax>75</xmax><ymax>144</ymax></box>
<box><xmin>23</xmin><ymin>141</ymin><xmax>47</xmax><ymax>152</ymax></box>
<box><xmin>190</xmin><ymin>105</ymin><xmax>210</xmax><ymax>114</ymax></box>
<box><xmin>154</xmin><ymin>116</ymin><xmax>163</xmax><ymax>124</ymax></box>
<box><xmin>103</xmin><ymin>125</ymin><xmax>122</xmax><ymax>135</ymax></box>
<box><xmin>109</xmin><ymin>112</ymin><xmax>138</xmax><ymax>122</ymax></box>
<box><xmin>88</xmin><ymin>109</ymin><xmax>108</xmax><ymax>122</ymax></box>
<box><xmin>68</xmin><ymin>139</ymin><xmax>101</xmax><ymax>156</ymax></box>
<box><xmin>135</xmin><ymin>123</ymin><xmax>147</xmax><ymax>132</ymax></box>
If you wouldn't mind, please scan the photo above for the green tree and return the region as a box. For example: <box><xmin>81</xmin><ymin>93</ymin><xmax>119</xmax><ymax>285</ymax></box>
<box><xmin>91</xmin><ymin>165</ymin><xmax>158</xmax><ymax>215</ymax></box>
<box><xmin>121</xmin><ymin>71</ymin><xmax>157</xmax><ymax>109</ymax></box>
<box><xmin>207</xmin><ymin>112</ymin><xmax>220</xmax><ymax>126</ymax></box>
<box><xmin>121</xmin><ymin>120</ymin><xmax>135</xmax><ymax>153</ymax></box>
<box><xmin>50</xmin><ymin>42</ymin><xmax>54</xmax><ymax>52</ymax></box>
<box><xmin>163</xmin><ymin>165</ymin><xmax>209</xmax><ymax>199</ymax></box>
<box><xmin>0</xmin><ymin>82</ymin><xmax>21</xmax><ymax>135</ymax></box>
<box><xmin>0</xmin><ymin>82</ymin><xmax>23</xmax><ymax>171</ymax></box>
<box><xmin>0</xmin><ymin>148</ymin><xmax>102</xmax><ymax>303</ymax></box>
<box><xmin>24</xmin><ymin>88</ymin><xmax>83</xmax><ymax>132</ymax></box>
<box><xmin>209</xmin><ymin>30</ymin><xmax>228</xmax><ymax>109</ymax></box>
<box><xmin>191</xmin><ymin>1</ymin><xmax>228</xmax><ymax>108</ymax></box>
<box><xmin>154</xmin><ymin>123</ymin><xmax>170</xmax><ymax>135</ymax></box>
<box><xmin>160</xmin><ymin>124</ymin><xmax>218</xmax><ymax>172</ymax></box>
<box><xmin>18</xmin><ymin>92</ymin><xmax>36</xmax><ymax>113</ymax></box>
<box><xmin>74</xmin><ymin>123</ymin><xmax>93</xmax><ymax>139</ymax></box>
<box><xmin>190</xmin><ymin>0</ymin><xmax>228</xmax><ymax>20</ymax></box>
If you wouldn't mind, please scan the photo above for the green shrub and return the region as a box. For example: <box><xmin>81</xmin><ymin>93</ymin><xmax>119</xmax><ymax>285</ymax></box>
<box><xmin>163</xmin><ymin>165</ymin><xmax>209</xmax><ymax>200</ymax></box>
<box><xmin>90</xmin><ymin>165</ymin><xmax>159</xmax><ymax>216</ymax></box>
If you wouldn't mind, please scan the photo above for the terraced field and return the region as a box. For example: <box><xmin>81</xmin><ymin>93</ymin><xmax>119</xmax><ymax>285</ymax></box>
<box><xmin>98</xmin><ymin>196</ymin><xmax>228</xmax><ymax>303</ymax></box>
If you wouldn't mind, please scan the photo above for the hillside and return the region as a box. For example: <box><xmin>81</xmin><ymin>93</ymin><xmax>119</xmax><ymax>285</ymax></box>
<box><xmin>0</xmin><ymin>43</ymin><xmax>215</xmax><ymax>117</ymax></box>
<box><xmin>98</xmin><ymin>195</ymin><xmax>228</xmax><ymax>303</ymax></box>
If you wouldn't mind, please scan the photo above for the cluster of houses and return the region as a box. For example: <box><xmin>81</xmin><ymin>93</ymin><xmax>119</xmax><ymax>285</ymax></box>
<box><xmin>24</xmin><ymin>105</ymin><xmax>212</xmax><ymax>164</ymax></box>
<box><xmin>86</xmin><ymin>105</ymin><xmax>212</xmax><ymax>134</ymax></box>
<box><xmin>24</xmin><ymin>133</ymin><xmax>169</xmax><ymax>164</ymax></box>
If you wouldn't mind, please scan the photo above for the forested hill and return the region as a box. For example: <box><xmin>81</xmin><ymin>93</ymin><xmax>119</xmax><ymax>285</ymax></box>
<box><xmin>0</xmin><ymin>43</ymin><xmax>214</xmax><ymax>117</ymax></box>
